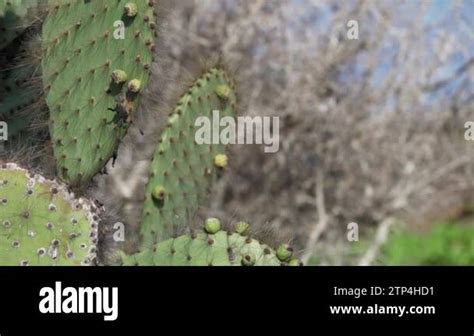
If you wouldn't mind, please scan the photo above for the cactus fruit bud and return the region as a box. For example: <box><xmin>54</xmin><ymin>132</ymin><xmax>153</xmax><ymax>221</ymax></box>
<box><xmin>124</xmin><ymin>3</ymin><xmax>138</xmax><ymax>17</ymax></box>
<box><xmin>111</xmin><ymin>70</ymin><xmax>128</xmax><ymax>84</ymax></box>
<box><xmin>214</xmin><ymin>154</ymin><xmax>228</xmax><ymax>169</ymax></box>
<box><xmin>152</xmin><ymin>185</ymin><xmax>166</xmax><ymax>201</ymax></box>
<box><xmin>215</xmin><ymin>85</ymin><xmax>231</xmax><ymax>100</ymax></box>
<box><xmin>204</xmin><ymin>218</ymin><xmax>221</xmax><ymax>234</ymax></box>
<box><xmin>128</xmin><ymin>79</ymin><xmax>142</xmax><ymax>93</ymax></box>
<box><xmin>288</xmin><ymin>259</ymin><xmax>302</xmax><ymax>266</ymax></box>
<box><xmin>277</xmin><ymin>244</ymin><xmax>293</xmax><ymax>262</ymax></box>
<box><xmin>235</xmin><ymin>221</ymin><xmax>250</xmax><ymax>236</ymax></box>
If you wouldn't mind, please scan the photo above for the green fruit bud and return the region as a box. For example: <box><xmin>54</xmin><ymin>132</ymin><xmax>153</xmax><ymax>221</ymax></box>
<box><xmin>214</xmin><ymin>154</ymin><xmax>228</xmax><ymax>169</ymax></box>
<box><xmin>215</xmin><ymin>85</ymin><xmax>231</xmax><ymax>100</ymax></box>
<box><xmin>276</xmin><ymin>244</ymin><xmax>293</xmax><ymax>262</ymax></box>
<box><xmin>288</xmin><ymin>259</ymin><xmax>302</xmax><ymax>266</ymax></box>
<box><xmin>152</xmin><ymin>185</ymin><xmax>166</xmax><ymax>201</ymax></box>
<box><xmin>204</xmin><ymin>218</ymin><xmax>221</xmax><ymax>234</ymax></box>
<box><xmin>124</xmin><ymin>3</ymin><xmax>138</xmax><ymax>17</ymax></box>
<box><xmin>111</xmin><ymin>69</ymin><xmax>128</xmax><ymax>84</ymax></box>
<box><xmin>235</xmin><ymin>221</ymin><xmax>250</xmax><ymax>236</ymax></box>
<box><xmin>128</xmin><ymin>79</ymin><xmax>142</xmax><ymax>93</ymax></box>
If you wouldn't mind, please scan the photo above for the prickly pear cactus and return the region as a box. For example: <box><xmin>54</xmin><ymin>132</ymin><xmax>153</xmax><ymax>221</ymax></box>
<box><xmin>140</xmin><ymin>68</ymin><xmax>237</xmax><ymax>248</ymax></box>
<box><xmin>41</xmin><ymin>0</ymin><xmax>156</xmax><ymax>185</ymax></box>
<box><xmin>0</xmin><ymin>60</ymin><xmax>42</xmax><ymax>140</ymax></box>
<box><xmin>124</xmin><ymin>218</ymin><xmax>301</xmax><ymax>266</ymax></box>
<box><xmin>0</xmin><ymin>163</ymin><xmax>100</xmax><ymax>266</ymax></box>
<box><xmin>0</xmin><ymin>0</ymin><xmax>40</xmax><ymax>49</ymax></box>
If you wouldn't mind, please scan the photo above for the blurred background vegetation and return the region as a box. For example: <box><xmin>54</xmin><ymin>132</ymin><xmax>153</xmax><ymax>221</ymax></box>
<box><xmin>95</xmin><ymin>0</ymin><xmax>474</xmax><ymax>265</ymax></box>
<box><xmin>383</xmin><ymin>223</ymin><xmax>474</xmax><ymax>266</ymax></box>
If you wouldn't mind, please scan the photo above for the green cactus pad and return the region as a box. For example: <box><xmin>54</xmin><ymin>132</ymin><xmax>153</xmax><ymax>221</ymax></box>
<box><xmin>124</xmin><ymin>230</ymin><xmax>284</xmax><ymax>266</ymax></box>
<box><xmin>41</xmin><ymin>0</ymin><xmax>156</xmax><ymax>186</ymax></box>
<box><xmin>0</xmin><ymin>0</ymin><xmax>40</xmax><ymax>49</ymax></box>
<box><xmin>0</xmin><ymin>163</ymin><xmax>100</xmax><ymax>266</ymax></box>
<box><xmin>139</xmin><ymin>68</ymin><xmax>237</xmax><ymax>248</ymax></box>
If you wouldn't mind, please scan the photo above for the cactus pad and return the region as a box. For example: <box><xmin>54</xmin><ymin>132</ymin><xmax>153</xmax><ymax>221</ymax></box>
<box><xmin>41</xmin><ymin>0</ymin><xmax>156</xmax><ymax>185</ymax></box>
<box><xmin>0</xmin><ymin>163</ymin><xmax>100</xmax><ymax>266</ymax></box>
<box><xmin>139</xmin><ymin>68</ymin><xmax>237</xmax><ymax>248</ymax></box>
<box><xmin>124</xmin><ymin>219</ymin><xmax>300</xmax><ymax>266</ymax></box>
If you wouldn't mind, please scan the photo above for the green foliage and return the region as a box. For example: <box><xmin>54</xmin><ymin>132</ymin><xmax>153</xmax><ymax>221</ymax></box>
<box><xmin>139</xmin><ymin>68</ymin><xmax>237</xmax><ymax>248</ymax></box>
<box><xmin>0</xmin><ymin>163</ymin><xmax>99</xmax><ymax>266</ymax></box>
<box><xmin>0</xmin><ymin>0</ymin><xmax>39</xmax><ymax>49</ymax></box>
<box><xmin>382</xmin><ymin>223</ymin><xmax>474</xmax><ymax>265</ymax></box>
<box><xmin>41</xmin><ymin>0</ymin><xmax>156</xmax><ymax>186</ymax></box>
<box><xmin>124</xmin><ymin>218</ymin><xmax>301</xmax><ymax>266</ymax></box>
